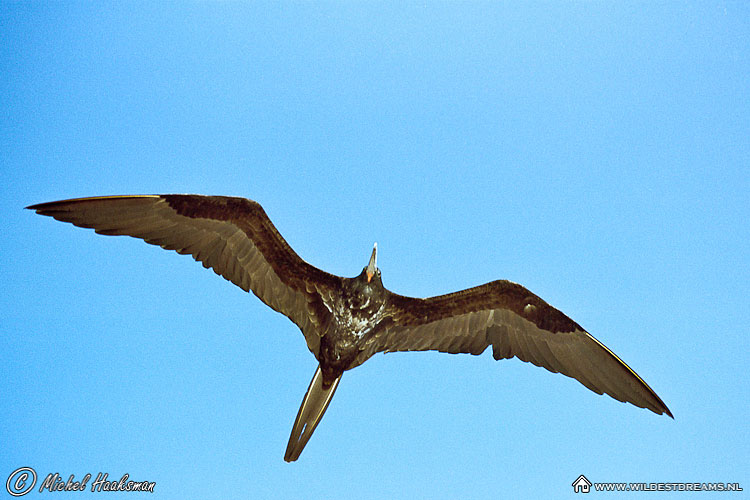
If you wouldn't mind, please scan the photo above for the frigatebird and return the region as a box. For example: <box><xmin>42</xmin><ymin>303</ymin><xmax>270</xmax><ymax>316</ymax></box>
<box><xmin>28</xmin><ymin>194</ymin><xmax>672</xmax><ymax>461</ymax></box>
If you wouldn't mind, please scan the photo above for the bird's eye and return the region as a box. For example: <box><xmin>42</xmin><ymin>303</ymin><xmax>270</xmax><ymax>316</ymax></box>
<box><xmin>377</xmin><ymin>269</ymin><xmax>381</xmax><ymax>276</ymax></box>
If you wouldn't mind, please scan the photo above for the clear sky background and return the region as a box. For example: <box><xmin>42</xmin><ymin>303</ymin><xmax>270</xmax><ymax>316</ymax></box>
<box><xmin>2</xmin><ymin>2</ymin><xmax>748</xmax><ymax>499</ymax></box>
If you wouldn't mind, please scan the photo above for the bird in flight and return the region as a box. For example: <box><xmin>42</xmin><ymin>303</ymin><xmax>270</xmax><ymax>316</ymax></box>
<box><xmin>28</xmin><ymin>194</ymin><xmax>672</xmax><ymax>461</ymax></box>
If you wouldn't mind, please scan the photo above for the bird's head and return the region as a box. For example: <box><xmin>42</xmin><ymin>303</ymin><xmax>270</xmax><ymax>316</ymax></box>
<box><xmin>364</xmin><ymin>242</ymin><xmax>380</xmax><ymax>283</ymax></box>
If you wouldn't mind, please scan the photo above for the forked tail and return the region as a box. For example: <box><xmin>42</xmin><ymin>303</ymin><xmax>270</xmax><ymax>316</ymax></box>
<box><xmin>284</xmin><ymin>365</ymin><xmax>341</xmax><ymax>462</ymax></box>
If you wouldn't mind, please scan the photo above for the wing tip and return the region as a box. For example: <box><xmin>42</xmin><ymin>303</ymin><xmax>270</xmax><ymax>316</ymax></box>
<box><xmin>581</xmin><ymin>331</ymin><xmax>673</xmax><ymax>420</ymax></box>
<box><xmin>26</xmin><ymin>195</ymin><xmax>164</xmax><ymax>212</ymax></box>
<box><xmin>658</xmin><ymin>402</ymin><xmax>674</xmax><ymax>419</ymax></box>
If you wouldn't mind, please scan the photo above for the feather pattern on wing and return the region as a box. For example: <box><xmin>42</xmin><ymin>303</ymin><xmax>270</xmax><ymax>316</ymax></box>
<box><xmin>27</xmin><ymin>194</ymin><xmax>340</xmax><ymax>355</ymax></box>
<box><xmin>356</xmin><ymin>280</ymin><xmax>672</xmax><ymax>417</ymax></box>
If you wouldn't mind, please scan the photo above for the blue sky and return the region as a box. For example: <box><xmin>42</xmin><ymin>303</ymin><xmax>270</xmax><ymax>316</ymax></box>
<box><xmin>2</xmin><ymin>2</ymin><xmax>748</xmax><ymax>499</ymax></box>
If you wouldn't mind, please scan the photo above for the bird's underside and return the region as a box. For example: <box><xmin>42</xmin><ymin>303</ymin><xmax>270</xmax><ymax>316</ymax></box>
<box><xmin>27</xmin><ymin>194</ymin><xmax>673</xmax><ymax>462</ymax></box>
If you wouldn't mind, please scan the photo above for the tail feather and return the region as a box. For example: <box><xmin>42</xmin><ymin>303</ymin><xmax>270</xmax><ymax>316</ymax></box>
<box><xmin>284</xmin><ymin>366</ymin><xmax>341</xmax><ymax>462</ymax></box>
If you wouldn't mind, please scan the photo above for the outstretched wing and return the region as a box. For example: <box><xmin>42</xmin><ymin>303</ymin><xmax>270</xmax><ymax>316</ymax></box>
<box><xmin>27</xmin><ymin>195</ymin><xmax>340</xmax><ymax>355</ymax></box>
<box><xmin>362</xmin><ymin>280</ymin><xmax>672</xmax><ymax>417</ymax></box>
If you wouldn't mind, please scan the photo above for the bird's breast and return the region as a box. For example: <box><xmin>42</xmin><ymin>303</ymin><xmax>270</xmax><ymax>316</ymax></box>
<box><xmin>317</xmin><ymin>291</ymin><xmax>388</xmax><ymax>372</ymax></box>
<box><xmin>337</xmin><ymin>297</ymin><xmax>386</xmax><ymax>338</ymax></box>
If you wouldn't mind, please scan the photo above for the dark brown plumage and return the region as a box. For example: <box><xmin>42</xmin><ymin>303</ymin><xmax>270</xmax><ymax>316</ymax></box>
<box><xmin>27</xmin><ymin>194</ymin><xmax>672</xmax><ymax>462</ymax></box>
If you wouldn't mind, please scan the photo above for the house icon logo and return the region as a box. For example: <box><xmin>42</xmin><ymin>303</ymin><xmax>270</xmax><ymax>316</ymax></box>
<box><xmin>572</xmin><ymin>474</ymin><xmax>592</xmax><ymax>493</ymax></box>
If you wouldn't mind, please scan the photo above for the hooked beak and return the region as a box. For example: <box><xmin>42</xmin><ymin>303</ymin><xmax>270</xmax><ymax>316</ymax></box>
<box><xmin>366</xmin><ymin>242</ymin><xmax>377</xmax><ymax>282</ymax></box>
